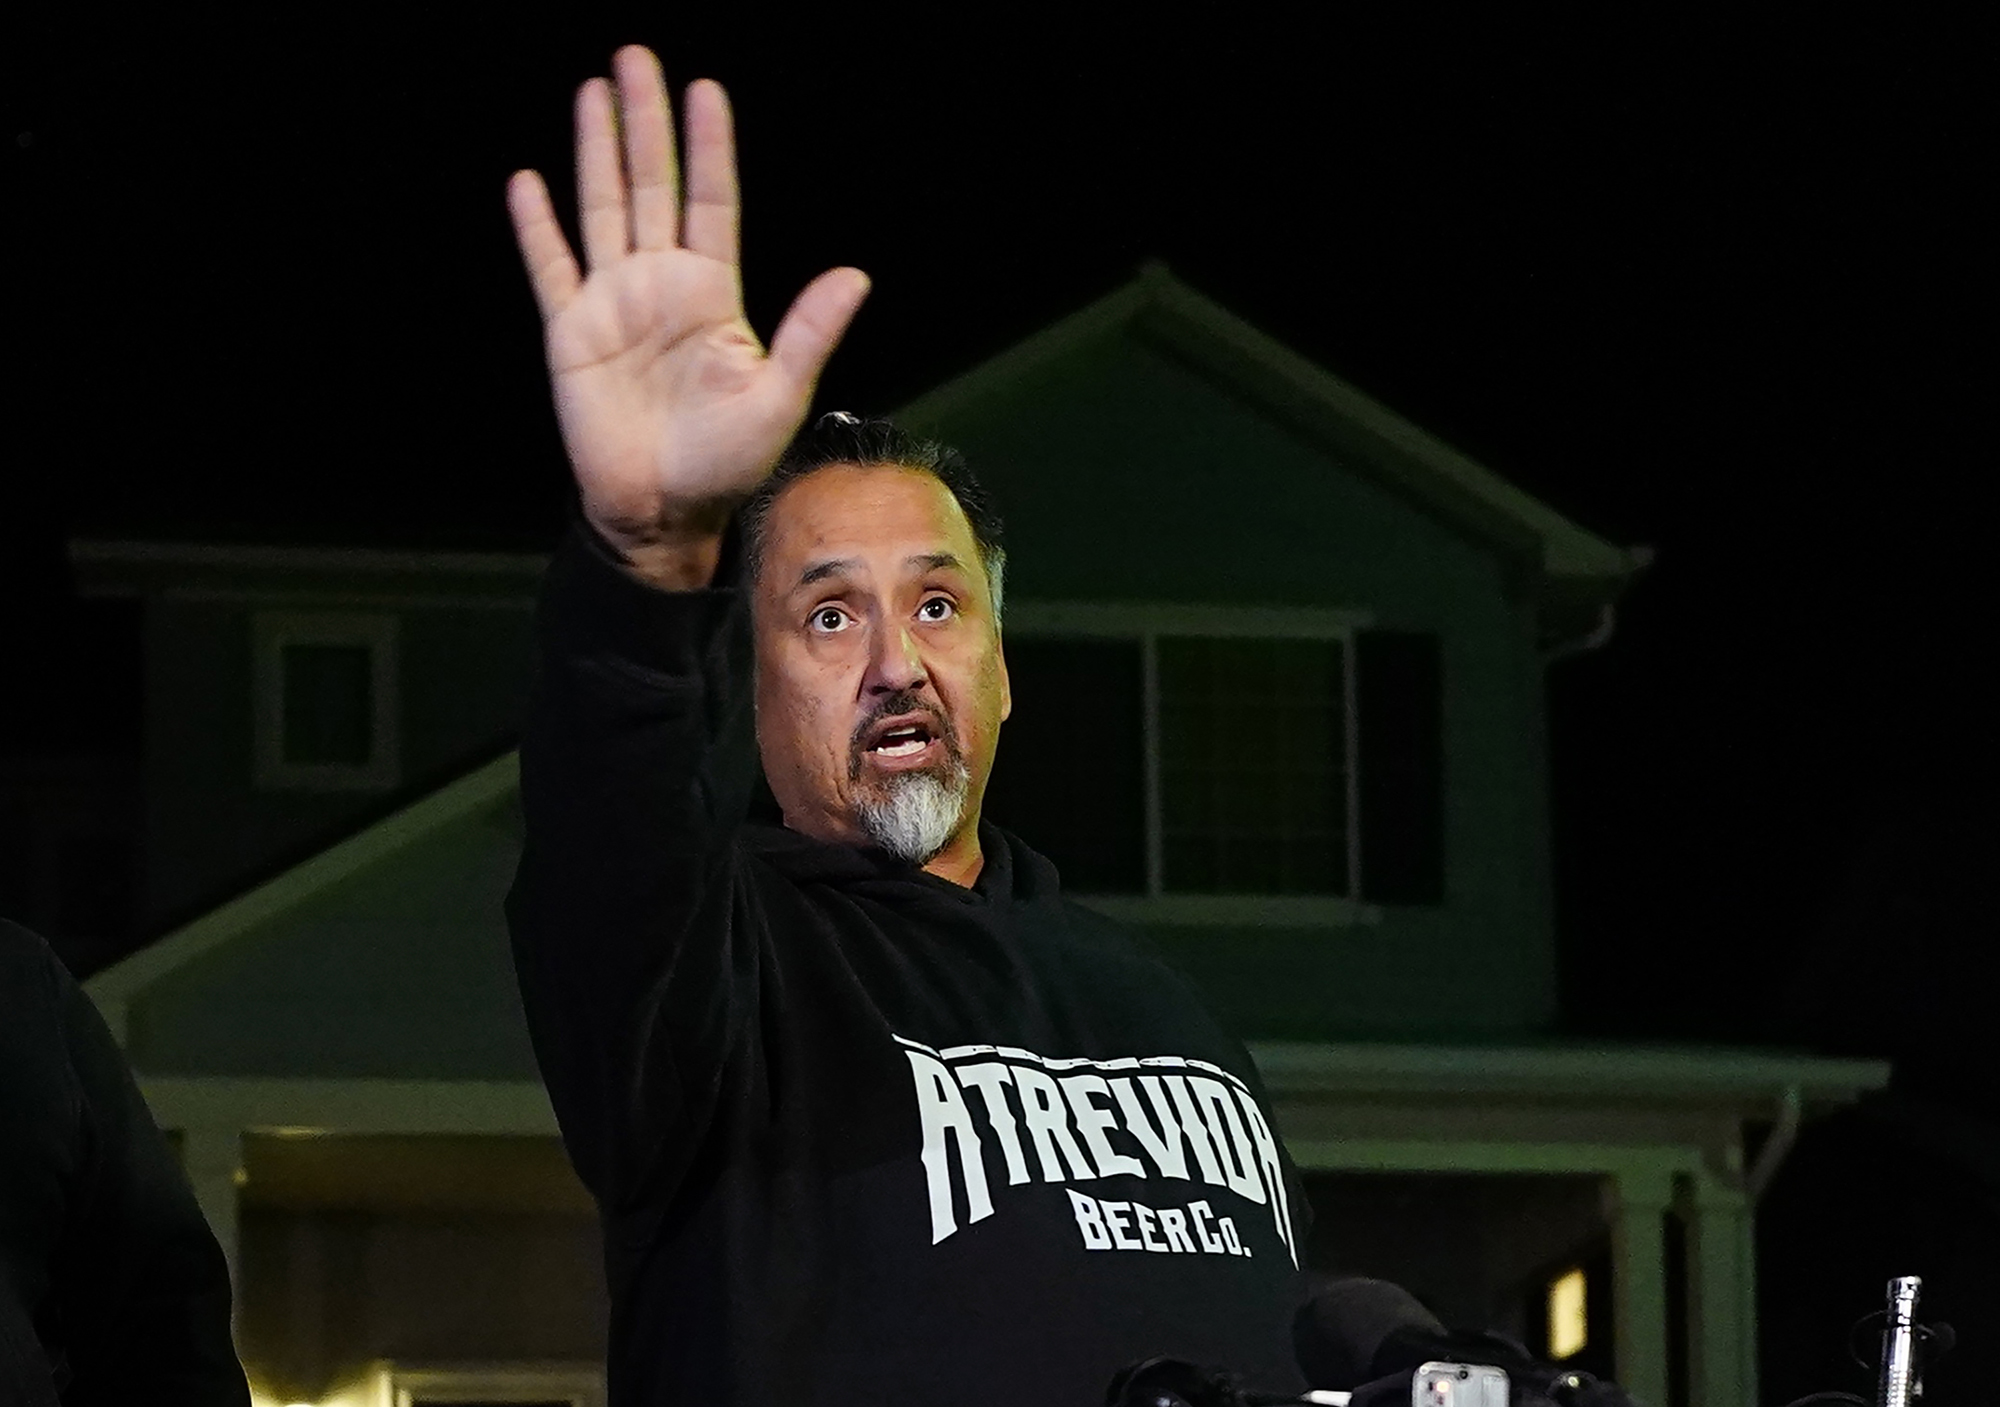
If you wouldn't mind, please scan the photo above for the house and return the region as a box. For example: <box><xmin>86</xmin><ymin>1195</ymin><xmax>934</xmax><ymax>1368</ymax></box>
<box><xmin>76</xmin><ymin>268</ymin><xmax>1886</xmax><ymax>1407</ymax></box>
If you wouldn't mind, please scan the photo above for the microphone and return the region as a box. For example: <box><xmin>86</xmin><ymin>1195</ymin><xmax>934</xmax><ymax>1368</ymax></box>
<box><xmin>1293</xmin><ymin>1277</ymin><xmax>1448</xmax><ymax>1388</ymax></box>
<box><xmin>1104</xmin><ymin>1357</ymin><xmax>1353</xmax><ymax>1407</ymax></box>
<box><xmin>1292</xmin><ymin>1276</ymin><xmax>1639</xmax><ymax>1406</ymax></box>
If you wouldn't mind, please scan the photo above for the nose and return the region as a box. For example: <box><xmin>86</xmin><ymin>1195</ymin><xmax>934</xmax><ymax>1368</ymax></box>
<box><xmin>865</xmin><ymin>620</ymin><xmax>928</xmax><ymax>697</ymax></box>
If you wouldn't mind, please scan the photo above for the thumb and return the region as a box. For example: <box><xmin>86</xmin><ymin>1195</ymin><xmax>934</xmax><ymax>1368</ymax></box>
<box><xmin>769</xmin><ymin>267</ymin><xmax>872</xmax><ymax>396</ymax></box>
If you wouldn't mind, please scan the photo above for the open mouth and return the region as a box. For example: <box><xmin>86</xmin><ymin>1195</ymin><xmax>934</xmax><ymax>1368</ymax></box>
<box><xmin>854</xmin><ymin>706</ymin><xmax>960</xmax><ymax>775</ymax></box>
<box><xmin>866</xmin><ymin>720</ymin><xmax>937</xmax><ymax>759</ymax></box>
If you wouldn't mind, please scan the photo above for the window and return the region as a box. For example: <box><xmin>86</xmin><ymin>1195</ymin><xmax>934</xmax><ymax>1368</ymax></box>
<box><xmin>984</xmin><ymin>603</ymin><xmax>1442</xmax><ymax>921</ymax></box>
<box><xmin>253</xmin><ymin>612</ymin><xmax>400</xmax><ymax>791</ymax></box>
<box><xmin>1158</xmin><ymin>635</ymin><xmax>1349</xmax><ymax>895</ymax></box>
<box><xmin>281</xmin><ymin>643</ymin><xmax>375</xmax><ymax>765</ymax></box>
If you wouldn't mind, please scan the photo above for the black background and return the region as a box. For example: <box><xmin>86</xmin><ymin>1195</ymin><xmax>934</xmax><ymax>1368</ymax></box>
<box><xmin>4</xmin><ymin>7</ymin><xmax>1988</xmax><ymax>1396</ymax></box>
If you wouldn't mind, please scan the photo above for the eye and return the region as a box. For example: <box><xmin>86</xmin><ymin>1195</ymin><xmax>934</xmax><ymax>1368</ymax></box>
<box><xmin>809</xmin><ymin>605</ymin><xmax>853</xmax><ymax>634</ymax></box>
<box><xmin>917</xmin><ymin>596</ymin><xmax>956</xmax><ymax>622</ymax></box>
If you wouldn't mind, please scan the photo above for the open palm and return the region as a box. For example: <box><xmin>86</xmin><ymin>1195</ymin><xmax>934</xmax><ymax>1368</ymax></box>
<box><xmin>507</xmin><ymin>48</ymin><xmax>870</xmax><ymax>564</ymax></box>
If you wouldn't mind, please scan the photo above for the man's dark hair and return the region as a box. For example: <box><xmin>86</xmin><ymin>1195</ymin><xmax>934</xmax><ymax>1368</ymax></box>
<box><xmin>739</xmin><ymin>413</ymin><xmax>1007</xmax><ymax>615</ymax></box>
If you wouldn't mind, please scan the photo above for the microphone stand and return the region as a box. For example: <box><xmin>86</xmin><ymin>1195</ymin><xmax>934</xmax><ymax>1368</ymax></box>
<box><xmin>1875</xmin><ymin>1277</ymin><xmax>1922</xmax><ymax>1407</ymax></box>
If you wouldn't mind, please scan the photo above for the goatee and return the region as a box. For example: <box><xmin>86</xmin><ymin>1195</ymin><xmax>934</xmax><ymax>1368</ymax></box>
<box><xmin>856</xmin><ymin>764</ymin><xmax>971</xmax><ymax>865</ymax></box>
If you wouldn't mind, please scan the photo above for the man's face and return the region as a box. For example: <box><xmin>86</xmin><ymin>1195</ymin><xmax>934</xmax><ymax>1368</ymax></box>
<box><xmin>752</xmin><ymin>463</ymin><xmax>1010</xmax><ymax>866</ymax></box>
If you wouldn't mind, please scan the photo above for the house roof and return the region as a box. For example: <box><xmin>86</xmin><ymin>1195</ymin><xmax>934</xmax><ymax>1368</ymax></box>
<box><xmin>1250</xmin><ymin>1038</ymin><xmax>1888</xmax><ymax>1110</ymax></box>
<box><xmin>85</xmin><ymin>751</ymin><xmax>522</xmax><ymax>1061</ymax></box>
<box><xmin>897</xmin><ymin>265</ymin><xmax>1649</xmax><ymax>642</ymax></box>
<box><xmin>69</xmin><ymin>538</ymin><xmax>548</xmax><ymax>607</ymax></box>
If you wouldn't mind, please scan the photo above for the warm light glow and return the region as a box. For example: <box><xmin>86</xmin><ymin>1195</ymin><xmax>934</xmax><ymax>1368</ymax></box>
<box><xmin>247</xmin><ymin>1364</ymin><xmax>387</xmax><ymax>1407</ymax></box>
<box><xmin>1548</xmin><ymin>1266</ymin><xmax>1588</xmax><ymax>1359</ymax></box>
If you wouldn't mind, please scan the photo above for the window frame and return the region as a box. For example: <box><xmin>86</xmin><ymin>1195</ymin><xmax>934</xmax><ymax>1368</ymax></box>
<box><xmin>1002</xmin><ymin>600</ymin><xmax>1381</xmax><ymax>928</ymax></box>
<box><xmin>251</xmin><ymin>610</ymin><xmax>401</xmax><ymax>792</ymax></box>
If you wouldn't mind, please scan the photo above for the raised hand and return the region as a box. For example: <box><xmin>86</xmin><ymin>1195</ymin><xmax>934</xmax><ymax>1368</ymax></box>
<box><xmin>507</xmin><ymin>47</ymin><xmax>870</xmax><ymax>585</ymax></box>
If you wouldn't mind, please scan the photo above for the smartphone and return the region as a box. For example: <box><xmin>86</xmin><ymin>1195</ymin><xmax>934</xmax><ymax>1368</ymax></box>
<box><xmin>1412</xmin><ymin>1362</ymin><xmax>1509</xmax><ymax>1407</ymax></box>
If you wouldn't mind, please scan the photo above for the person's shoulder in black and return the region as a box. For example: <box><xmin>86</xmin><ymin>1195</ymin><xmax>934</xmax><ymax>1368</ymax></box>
<box><xmin>0</xmin><ymin>918</ymin><xmax>250</xmax><ymax>1407</ymax></box>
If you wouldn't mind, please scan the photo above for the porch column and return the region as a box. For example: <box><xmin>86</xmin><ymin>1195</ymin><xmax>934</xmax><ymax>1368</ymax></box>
<box><xmin>1604</xmin><ymin>1166</ymin><xmax>1673</xmax><ymax>1407</ymax></box>
<box><xmin>1680</xmin><ymin>1172</ymin><xmax>1759</xmax><ymax>1407</ymax></box>
<box><xmin>179</xmin><ymin>1127</ymin><xmax>245</xmax><ymax>1296</ymax></box>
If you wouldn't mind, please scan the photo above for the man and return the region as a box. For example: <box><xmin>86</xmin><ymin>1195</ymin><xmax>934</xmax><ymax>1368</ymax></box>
<box><xmin>503</xmin><ymin>46</ymin><xmax>1307</xmax><ymax>1405</ymax></box>
<box><xmin>0</xmin><ymin>918</ymin><xmax>250</xmax><ymax>1406</ymax></box>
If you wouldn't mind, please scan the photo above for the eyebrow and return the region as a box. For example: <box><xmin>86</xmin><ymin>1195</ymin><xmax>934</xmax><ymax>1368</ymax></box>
<box><xmin>793</xmin><ymin>552</ymin><xmax>970</xmax><ymax>593</ymax></box>
<box><xmin>795</xmin><ymin>557</ymin><xmax>860</xmax><ymax>591</ymax></box>
<box><xmin>910</xmin><ymin>551</ymin><xmax>968</xmax><ymax>576</ymax></box>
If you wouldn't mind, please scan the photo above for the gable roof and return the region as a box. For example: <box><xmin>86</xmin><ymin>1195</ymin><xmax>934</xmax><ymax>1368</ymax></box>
<box><xmin>898</xmin><ymin>265</ymin><xmax>1648</xmax><ymax>641</ymax></box>
<box><xmin>85</xmin><ymin>752</ymin><xmax>520</xmax><ymax>1054</ymax></box>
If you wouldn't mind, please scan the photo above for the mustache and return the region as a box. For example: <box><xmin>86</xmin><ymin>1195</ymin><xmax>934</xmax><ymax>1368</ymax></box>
<box><xmin>848</xmin><ymin>689</ymin><xmax>963</xmax><ymax>780</ymax></box>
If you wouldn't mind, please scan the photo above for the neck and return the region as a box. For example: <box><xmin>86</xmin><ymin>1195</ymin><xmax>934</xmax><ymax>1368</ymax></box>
<box><xmin>921</xmin><ymin>825</ymin><xmax>985</xmax><ymax>888</ymax></box>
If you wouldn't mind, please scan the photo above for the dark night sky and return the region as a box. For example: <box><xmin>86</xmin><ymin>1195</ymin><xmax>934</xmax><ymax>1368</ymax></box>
<box><xmin>3</xmin><ymin>9</ymin><xmax>1988</xmax><ymax>1058</ymax></box>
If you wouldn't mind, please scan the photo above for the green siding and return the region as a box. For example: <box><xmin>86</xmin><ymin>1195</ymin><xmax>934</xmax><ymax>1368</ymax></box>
<box><xmin>920</xmin><ymin>326</ymin><xmax>1557</xmax><ymax>1038</ymax></box>
<box><xmin>145</xmin><ymin>601</ymin><xmax>334</xmax><ymax>922</ymax></box>
<box><xmin>916</xmin><ymin>333</ymin><xmax>1500</xmax><ymax>613</ymax></box>
<box><xmin>124</xmin><ymin>303</ymin><xmax>1567</xmax><ymax>1069</ymax></box>
<box><xmin>144</xmin><ymin>602</ymin><xmax>531</xmax><ymax>924</ymax></box>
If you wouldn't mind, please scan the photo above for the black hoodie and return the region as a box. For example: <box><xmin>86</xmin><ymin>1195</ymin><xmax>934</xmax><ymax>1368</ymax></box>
<box><xmin>507</xmin><ymin>529</ymin><xmax>1309</xmax><ymax>1406</ymax></box>
<box><xmin>0</xmin><ymin>919</ymin><xmax>248</xmax><ymax>1407</ymax></box>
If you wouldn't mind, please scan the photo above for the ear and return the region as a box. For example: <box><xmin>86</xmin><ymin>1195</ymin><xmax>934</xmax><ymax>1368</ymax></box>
<box><xmin>997</xmin><ymin>631</ymin><xmax>1012</xmax><ymax>722</ymax></box>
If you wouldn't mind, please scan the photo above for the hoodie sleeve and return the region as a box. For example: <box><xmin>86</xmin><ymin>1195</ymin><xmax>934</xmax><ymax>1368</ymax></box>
<box><xmin>505</xmin><ymin>524</ymin><xmax>765</xmax><ymax>1208</ymax></box>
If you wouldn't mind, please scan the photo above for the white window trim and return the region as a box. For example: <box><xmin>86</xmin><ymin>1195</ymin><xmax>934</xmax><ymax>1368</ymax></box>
<box><xmin>1003</xmin><ymin>599</ymin><xmax>1380</xmax><ymax>927</ymax></box>
<box><xmin>252</xmin><ymin>610</ymin><xmax>400</xmax><ymax>792</ymax></box>
<box><xmin>367</xmin><ymin>1359</ymin><xmax>605</xmax><ymax>1407</ymax></box>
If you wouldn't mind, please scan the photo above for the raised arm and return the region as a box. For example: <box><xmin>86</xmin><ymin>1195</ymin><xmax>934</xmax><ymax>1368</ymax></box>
<box><xmin>504</xmin><ymin>49</ymin><xmax>861</xmax><ymax>1202</ymax></box>
<box><xmin>506</xmin><ymin>46</ymin><xmax>870</xmax><ymax>587</ymax></box>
